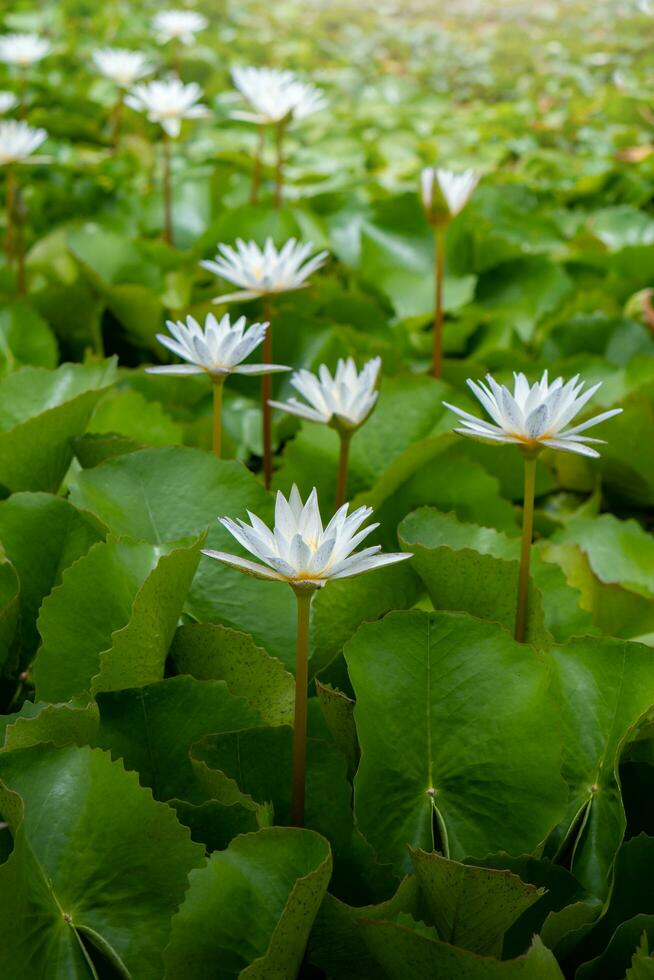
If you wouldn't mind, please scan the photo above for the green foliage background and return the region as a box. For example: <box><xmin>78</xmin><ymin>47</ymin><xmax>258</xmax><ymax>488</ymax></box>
<box><xmin>0</xmin><ymin>0</ymin><xmax>652</xmax><ymax>976</ymax></box>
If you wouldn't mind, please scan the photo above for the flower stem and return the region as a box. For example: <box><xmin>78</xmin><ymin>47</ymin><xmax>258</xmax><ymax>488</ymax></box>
<box><xmin>432</xmin><ymin>225</ymin><xmax>445</xmax><ymax>379</ymax></box>
<box><xmin>250</xmin><ymin>125</ymin><xmax>265</xmax><ymax>206</ymax></box>
<box><xmin>18</xmin><ymin>68</ymin><xmax>26</xmax><ymax>120</ymax></box>
<box><xmin>111</xmin><ymin>90</ymin><xmax>124</xmax><ymax>152</ymax></box>
<box><xmin>5</xmin><ymin>164</ymin><xmax>15</xmax><ymax>267</ymax></box>
<box><xmin>212</xmin><ymin>376</ymin><xmax>225</xmax><ymax>458</ymax></box>
<box><xmin>514</xmin><ymin>454</ymin><xmax>537</xmax><ymax>643</ymax></box>
<box><xmin>274</xmin><ymin>120</ymin><xmax>286</xmax><ymax>209</ymax></box>
<box><xmin>162</xmin><ymin>130</ymin><xmax>174</xmax><ymax>246</ymax></box>
<box><xmin>335</xmin><ymin>432</ymin><xmax>351</xmax><ymax>509</ymax></box>
<box><xmin>261</xmin><ymin>297</ymin><xmax>273</xmax><ymax>489</ymax></box>
<box><xmin>291</xmin><ymin>588</ymin><xmax>312</xmax><ymax>827</ymax></box>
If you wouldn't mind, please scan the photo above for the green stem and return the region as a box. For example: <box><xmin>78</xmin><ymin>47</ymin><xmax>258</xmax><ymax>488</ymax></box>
<box><xmin>274</xmin><ymin>120</ymin><xmax>286</xmax><ymax>208</ymax></box>
<box><xmin>250</xmin><ymin>125</ymin><xmax>265</xmax><ymax>205</ymax></box>
<box><xmin>291</xmin><ymin>589</ymin><xmax>312</xmax><ymax>827</ymax></box>
<box><xmin>111</xmin><ymin>90</ymin><xmax>124</xmax><ymax>152</ymax></box>
<box><xmin>261</xmin><ymin>297</ymin><xmax>273</xmax><ymax>489</ymax></box>
<box><xmin>18</xmin><ymin>68</ymin><xmax>26</xmax><ymax>120</ymax></box>
<box><xmin>5</xmin><ymin>164</ymin><xmax>15</xmax><ymax>267</ymax></box>
<box><xmin>335</xmin><ymin>432</ymin><xmax>351</xmax><ymax>509</ymax></box>
<box><xmin>514</xmin><ymin>454</ymin><xmax>537</xmax><ymax>643</ymax></box>
<box><xmin>432</xmin><ymin>225</ymin><xmax>445</xmax><ymax>379</ymax></box>
<box><xmin>162</xmin><ymin>130</ymin><xmax>174</xmax><ymax>246</ymax></box>
<box><xmin>212</xmin><ymin>376</ymin><xmax>225</xmax><ymax>457</ymax></box>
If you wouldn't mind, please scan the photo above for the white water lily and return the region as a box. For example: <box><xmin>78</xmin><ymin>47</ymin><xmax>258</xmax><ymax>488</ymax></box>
<box><xmin>421</xmin><ymin>167</ymin><xmax>479</xmax><ymax>224</ymax></box>
<box><xmin>201</xmin><ymin>237</ymin><xmax>328</xmax><ymax>303</ymax></box>
<box><xmin>270</xmin><ymin>357</ymin><xmax>381</xmax><ymax>431</ymax></box>
<box><xmin>93</xmin><ymin>48</ymin><xmax>153</xmax><ymax>88</ymax></box>
<box><xmin>146</xmin><ymin>313</ymin><xmax>290</xmax><ymax>377</ymax></box>
<box><xmin>204</xmin><ymin>486</ymin><xmax>411</xmax><ymax>589</ymax></box>
<box><xmin>0</xmin><ymin>33</ymin><xmax>50</xmax><ymax>67</ymax></box>
<box><xmin>125</xmin><ymin>78</ymin><xmax>208</xmax><ymax>137</ymax></box>
<box><xmin>231</xmin><ymin>66</ymin><xmax>326</xmax><ymax>125</ymax></box>
<box><xmin>0</xmin><ymin>121</ymin><xmax>47</xmax><ymax>164</ymax></box>
<box><xmin>153</xmin><ymin>10</ymin><xmax>208</xmax><ymax>45</ymax></box>
<box><xmin>0</xmin><ymin>92</ymin><xmax>17</xmax><ymax>114</ymax></box>
<box><xmin>444</xmin><ymin>371</ymin><xmax>622</xmax><ymax>458</ymax></box>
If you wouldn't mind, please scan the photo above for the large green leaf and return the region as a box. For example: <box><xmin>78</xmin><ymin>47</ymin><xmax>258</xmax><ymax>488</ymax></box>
<box><xmin>408</xmin><ymin>848</ymin><xmax>542</xmax><ymax>956</ymax></box>
<box><xmin>399</xmin><ymin>508</ymin><xmax>593</xmax><ymax>644</ymax></box>
<box><xmin>0</xmin><ymin>744</ymin><xmax>204</xmax><ymax>979</ymax></box>
<box><xmin>0</xmin><ymin>492</ymin><xmax>104</xmax><ymax>663</ymax></box>
<box><xmin>164</xmin><ymin>827</ymin><xmax>332</xmax><ymax>979</ymax></box>
<box><xmin>359</xmin><ymin>923</ymin><xmax>565</xmax><ymax>979</ymax></box>
<box><xmin>33</xmin><ymin>535</ymin><xmax>203</xmax><ymax>702</ymax></box>
<box><xmin>546</xmin><ymin>637</ymin><xmax>654</xmax><ymax>897</ymax></box>
<box><xmin>0</xmin><ymin>302</ymin><xmax>58</xmax><ymax>377</ymax></box>
<box><xmin>95</xmin><ymin>675</ymin><xmax>261</xmax><ymax>804</ymax></box>
<box><xmin>346</xmin><ymin>610</ymin><xmax>567</xmax><ymax>873</ymax></box>
<box><xmin>554</xmin><ymin>514</ymin><xmax>654</xmax><ymax>599</ymax></box>
<box><xmin>170</xmin><ymin>623</ymin><xmax>295</xmax><ymax>727</ymax></box>
<box><xmin>0</xmin><ymin>360</ymin><xmax>116</xmax><ymax>492</ymax></box>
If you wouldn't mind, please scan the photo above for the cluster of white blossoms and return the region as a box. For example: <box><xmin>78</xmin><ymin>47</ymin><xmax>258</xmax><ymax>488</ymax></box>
<box><xmin>205</xmin><ymin>486</ymin><xmax>410</xmax><ymax>588</ymax></box>
<box><xmin>0</xmin><ymin>33</ymin><xmax>51</xmax><ymax>67</ymax></box>
<box><xmin>93</xmin><ymin>49</ymin><xmax>153</xmax><ymax>89</ymax></box>
<box><xmin>270</xmin><ymin>357</ymin><xmax>381</xmax><ymax>431</ymax></box>
<box><xmin>0</xmin><ymin>121</ymin><xmax>47</xmax><ymax>165</ymax></box>
<box><xmin>147</xmin><ymin>313</ymin><xmax>290</xmax><ymax>378</ymax></box>
<box><xmin>202</xmin><ymin>237</ymin><xmax>328</xmax><ymax>303</ymax></box>
<box><xmin>125</xmin><ymin>79</ymin><xmax>207</xmax><ymax>137</ymax></box>
<box><xmin>152</xmin><ymin>10</ymin><xmax>208</xmax><ymax>45</ymax></box>
<box><xmin>231</xmin><ymin>67</ymin><xmax>326</xmax><ymax>125</ymax></box>
<box><xmin>421</xmin><ymin>167</ymin><xmax>479</xmax><ymax>224</ymax></box>
<box><xmin>444</xmin><ymin>371</ymin><xmax>622</xmax><ymax>458</ymax></box>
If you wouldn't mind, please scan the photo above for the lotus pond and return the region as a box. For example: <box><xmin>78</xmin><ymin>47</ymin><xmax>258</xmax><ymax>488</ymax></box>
<box><xmin>0</xmin><ymin>0</ymin><xmax>652</xmax><ymax>977</ymax></box>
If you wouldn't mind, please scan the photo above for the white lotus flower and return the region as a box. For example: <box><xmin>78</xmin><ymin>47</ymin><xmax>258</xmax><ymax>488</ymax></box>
<box><xmin>153</xmin><ymin>10</ymin><xmax>208</xmax><ymax>45</ymax></box>
<box><xmin>93</xmin><ymin>48</ymin><xmax>153</xmax><ymax>88</ymax></box>
<box><xmin>444</xmin><ymin>371</ymin><xmax>622</xmax><ymax>458</ymax></box>
<box><xmin>0</xmin><ymin>92</ymin><xmax>17</xmax><ymax>115</ymax></box>
<box><xmin>231</xmin><ymin>66</ymin><xmax>326</xmax><ymax>125</ymax></box>
<box><xmin>146</xmin><ymin>313</ymin><xmax>290</xmax><ymax>377</ymax></box>
<box><xmin>421</xmin><ymin>167</ymin><xmax>479</xmax><ymax>224</ymax></box>
<box><xmin>204</xmin><ymin>486</ymin><xmax>411</xmax><ymax>589</ymax></box>
<box><xmin>125</xmin><ymin>79</ymin><xmax>208</xmax><ymax>137</ymax></box>
<box><xmin>201</xmin><ymin>237</ymin><xmax>328</xmax><ymax>304</ymax></box>
<box><xmin>0</xmin><ymin>121</ymin><xmax>47</xmax><ymax>164</ymax></box>
<box><xmin>0</xmin><ymin>33</ymin><xmax>50</xmax><ymax>67</ymax></box>
<box><xmin>270</xmin><ymin>357</ymin><xmax>381</xmax><ymax>432</ymax></box>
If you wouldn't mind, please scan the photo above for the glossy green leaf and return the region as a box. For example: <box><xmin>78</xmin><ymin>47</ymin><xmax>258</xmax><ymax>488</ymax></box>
<box><xmin>164</xmin><ymin>827</ymin><xmax>332</xmax><ymax>980</ymax></box>
<box><xmin>408</xmin><ymin>848</ymin><xmax>542</xmax><ymax>956</ymax></box>
<box><xmin>170</xmin><ymin>623</ymin><xmax>295</xmax><ymax>727</ymax></box>
<box><xmin>0</xmin><ymin>360</ymin><xmax>116</xmax><ymax>492</ymax></box>
<box><xmin>33</xmin><ymin>535</ymin><xmax>203</xmax><ymax>702</ymax></box>
<box><xmin>95</xmin><ymin>675</ymin><xmax>261</xmax><ymax>804</ymax></box>
<box><xmin>346</xmin><ymin>610</ymin><xmax>567</xmax><ymax>873</ymax></box>
<box><xmin>546</xmin><ymin>637</ymin><xmax>654</xmax><ymax>897</ymax></box>
<box><xmin>0</xmin><ymin>744</ymin><xmax>204</xmax><ymax>979</ymax></box>
<box><xmin>0</xmin><ymin>492</ymin><xmax>103</xmax><ymax>663</ymax></box>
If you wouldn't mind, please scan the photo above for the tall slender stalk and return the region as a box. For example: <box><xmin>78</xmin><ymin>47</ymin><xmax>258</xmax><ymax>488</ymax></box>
<box><xmin>212</xmin><ymin>376</ymin><xmax>225</xmax><ymax>457</ymax></box>
<box><xmin>111</xmin><ymin>91</ymin><xmax>124</xmax><ymax>152</ymax></box>
<box><xmin>274</xmin><ymin>119</ymin><xmax>286</xmax><ymax>209</ymax></box>
<box><xmin>335</xmin><ymin>432</ymin><xmax>351</xmax><ymax>509</ymax></box>
<box><xmin>514</xmin><ymin>453</ymin><xmax>537</xmax><ymax>643</ymax></box>
<box><xmin>18</xmin><ymin>68</ymin><xmax>27</xmax><ymax>119</ymax></box>
<box><xmin>261</xmin><ymin>296</ymin><xmax>273</xmax><ymax>489</ymax></box>
<box><xmin>5</xmin><ymin>164</ymin><xmax>15</xmax><ymax>267</ymax></box>
<box><xmin>291</xmin><ymin>588</ymin><xmax>312</xmax><ymax>827</ymax></box>
<box><xmin>162</xmin><ymin>130</ymin><xmax>174</xmax><ymax>246</ymax></box>
<box><xmin>171</xmin><ymin>39</ymin><xmax>181</xmax><ymax>79</ymax></box>
<box><xmin>432</xmin><ymin>225</ymin><xmax>445</xmax><ymax>379</ymax></box>
<box><xmin>250</xmin><ymin>125</ymin><xmax>265</xmax><ymax>205</ymax></box>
